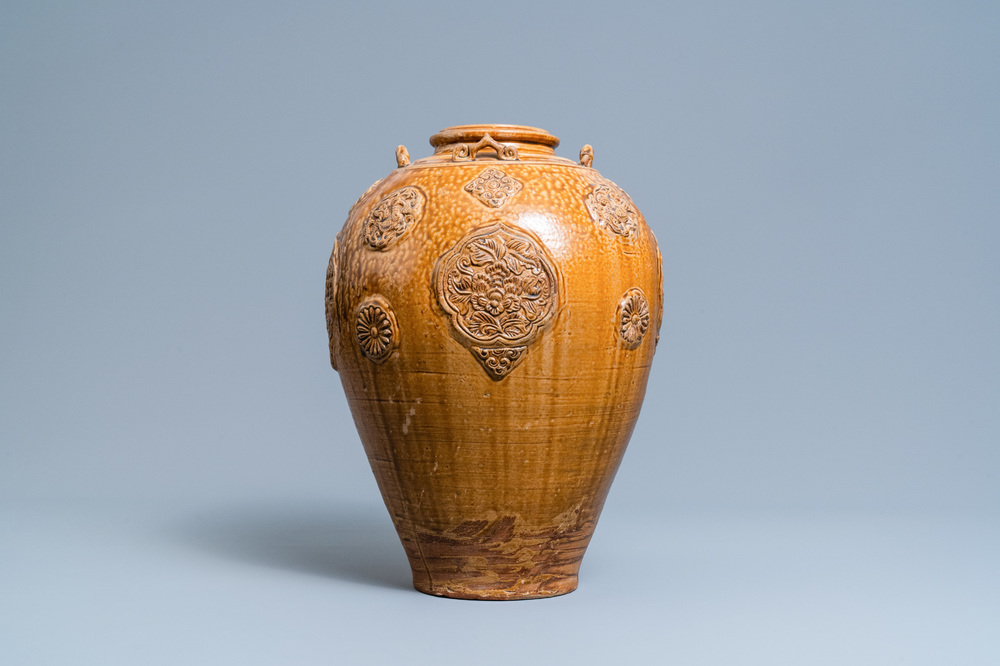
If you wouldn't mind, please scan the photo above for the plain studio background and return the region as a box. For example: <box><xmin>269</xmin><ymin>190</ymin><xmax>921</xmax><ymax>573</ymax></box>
<box><xmin>1</xmin><ymin>2</ymin><xmax>997</xmax><ymax>664</ymax></box>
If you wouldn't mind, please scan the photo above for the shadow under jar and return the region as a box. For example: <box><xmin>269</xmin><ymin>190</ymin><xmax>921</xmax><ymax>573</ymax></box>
<box><xmin>326</xmin><ymin>124</ymin><xmax>663</xmax><ymax>600</ymax></box>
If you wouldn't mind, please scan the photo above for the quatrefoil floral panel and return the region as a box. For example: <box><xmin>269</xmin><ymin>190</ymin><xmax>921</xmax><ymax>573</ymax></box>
<box><xmin>434</xmin><ymin>223</ymin><xmax>559</xmax><ymax>378</ymax></box>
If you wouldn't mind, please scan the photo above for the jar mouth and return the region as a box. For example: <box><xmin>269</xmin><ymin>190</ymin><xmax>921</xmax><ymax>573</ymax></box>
<box><xmin>429</xmin><ymin>124</ymin><xmax>560</xmax><ymax>150</ymax></box>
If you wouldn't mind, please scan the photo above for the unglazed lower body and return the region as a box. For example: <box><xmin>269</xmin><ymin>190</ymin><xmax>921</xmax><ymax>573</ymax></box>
<box><xmin>400</xmin><ymin>515</ymin><xmax>594</xmax><ymax>600</ymax></box>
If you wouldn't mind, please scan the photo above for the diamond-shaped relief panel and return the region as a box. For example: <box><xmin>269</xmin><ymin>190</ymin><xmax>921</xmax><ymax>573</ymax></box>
<box><xmin>464</xmin><ymin>167</ymin><xmax>523</xmax><ymax>208</ymax></box>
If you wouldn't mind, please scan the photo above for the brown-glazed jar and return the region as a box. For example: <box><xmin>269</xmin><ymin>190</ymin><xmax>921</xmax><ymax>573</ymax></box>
<box><xmin>325</xmin><ymin>124</ymin><xmax>662</xmax><ymax>599</ymax></box>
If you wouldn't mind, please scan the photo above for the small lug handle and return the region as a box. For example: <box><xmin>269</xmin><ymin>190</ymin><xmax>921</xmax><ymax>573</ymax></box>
<box><xmin>395</xmin><ymin>145</ymin><xmax>410</xmax><ymax>168</ymax></box>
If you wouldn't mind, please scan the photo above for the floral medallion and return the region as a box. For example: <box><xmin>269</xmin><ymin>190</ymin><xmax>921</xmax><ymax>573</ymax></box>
<box><xmin>362</xmin><ymin>186</ymin><xmax>426</xmax><ymax>250</ymax></box>
<box><xmin>355</xmin><ymin>297</ymin><xmax>399</xmax><ymax>364</ymax></box>
<box><xmin>617</xmin><ymin>288</ymin><xmax>650</xmax><ymax>349</ymax></box>
<box><xmin>464</xmin><ymin>168</ymin><xmax>523</xmax><ymax>208</ymax></box>
<box><xmin>586</xmin><ymin>183</ymin><xmax>638</xmax><ymax>240</ymax></box>
<box><xmin>434</xmin><ymin>223</ymin><xmax>558</xmax><ymax>379</ymax></box>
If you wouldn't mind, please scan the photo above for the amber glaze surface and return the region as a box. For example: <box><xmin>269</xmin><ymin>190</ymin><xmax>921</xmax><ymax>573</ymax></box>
<box><xmin>326</xmin><ymin>125</ymin><xmax>662</xmax><ymax>599</ymax></box>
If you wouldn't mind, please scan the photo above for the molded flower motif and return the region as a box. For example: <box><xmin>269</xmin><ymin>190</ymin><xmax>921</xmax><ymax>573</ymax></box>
<box><xmin>436</xmin><ymin>224</ymin><xmax>557</xmax><ymax>346</ymax></box>
<box><xmin>434</xmin><ymin>223</ymin><xmax>558</xmax><ymax>379</ymax></box>
<box><xmin>472</xmin><ymin>346</ymin><xmax>527</xmax><ymax>380</ymax></box>
<box><xmin>355</xmin><ymin>299</ymin><xmax>397</xmax><ymax>363</ymax></box>
<box><xmin>362</xmin><ymin>186</ymin><xmax>426</xmax><ymax>250</ymax></box>
<box><xmin>617</xmin><ymin>289</ymin><xmax>650</xmax><ymax>349</ymax></box>
<box><xmin>464</xmin><ymin>168</ymin><xmax>523</xmax><ymax>208</ymax></box>
<box><xmin>469</xmin><ymin>270</ymin><xmax>523</xmax><ymax>317</ymax></box>
<box><xmin>586</xmin><ymin>183</ymin><xmax>639</xmax><ymax>240</ymax></box>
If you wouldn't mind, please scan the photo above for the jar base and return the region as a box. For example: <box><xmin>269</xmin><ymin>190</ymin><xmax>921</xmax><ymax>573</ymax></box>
<box><xmin>413</xmin><ymin>574</ymin><xmax>579</xmax><ymax>601</ymax></box>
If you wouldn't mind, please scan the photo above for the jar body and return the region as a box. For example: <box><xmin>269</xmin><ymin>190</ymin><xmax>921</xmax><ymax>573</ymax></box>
<box><xmin>326</xmin><ymin>125</ymin><xmax>662</xmax><ymax>599</ymax></box>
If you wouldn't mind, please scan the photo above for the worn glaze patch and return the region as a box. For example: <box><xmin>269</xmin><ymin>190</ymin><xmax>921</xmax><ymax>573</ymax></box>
<box><xmin>406</xmin><ymin>507</ymin><xmax>595</xmax><ymax>599</ymax></box>
<box><xmin>434</xmin><ymin>223</ymin><xmax>558</xmax><ymax>378</ymax></box>
<box><xmin>362</xmin><ymin>186</ymin><xmax>426</xmax><ymax>250</ymax></box>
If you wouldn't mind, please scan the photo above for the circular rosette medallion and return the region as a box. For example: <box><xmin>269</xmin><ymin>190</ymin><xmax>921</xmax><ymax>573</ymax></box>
<box><xmin>616</xmin><ymin>288</ymin><xmax>650</xmax><ymax>349</ymax></box>
<box><xmin>354</xmin><ymin>296</ymin><xmax>399</xmax><ymax>364</ymax></box>
<box><xmin>434</xmin><ymin>223</ymin><xmax>559</xmax><ymax>378</ymax></box>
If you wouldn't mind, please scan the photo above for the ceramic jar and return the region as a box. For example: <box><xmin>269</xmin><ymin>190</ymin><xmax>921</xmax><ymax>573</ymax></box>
<box><xmin>325</xmin><ymin>125</ymin><xmax>662</xmax><ymax>599</ymax></box>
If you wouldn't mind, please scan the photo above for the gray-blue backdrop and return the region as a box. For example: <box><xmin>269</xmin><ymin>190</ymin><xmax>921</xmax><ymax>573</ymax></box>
<box><xmin>3</xmin><ymin>1</ymin><xmax>996</xmax><ymax>511</ymax></box>
<box><xmin>2</xmin><ymin>2</ymin><xmax>997</xmax><ymax>663</ymax></box>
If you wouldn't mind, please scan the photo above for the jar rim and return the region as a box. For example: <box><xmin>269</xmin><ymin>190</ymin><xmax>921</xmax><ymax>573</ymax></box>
<box><xmin>429</xmin><ymin>124</ymin><xmax>560</xmax><ymax>149</ymax></box>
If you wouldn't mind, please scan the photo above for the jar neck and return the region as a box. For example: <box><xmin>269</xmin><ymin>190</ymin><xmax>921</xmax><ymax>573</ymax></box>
<box><xmin>429</xmin><ymin>124</ymin><xmax>560</xmax><ymax>160</ymax></box>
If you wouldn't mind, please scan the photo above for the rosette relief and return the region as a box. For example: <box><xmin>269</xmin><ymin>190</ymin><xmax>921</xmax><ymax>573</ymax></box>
<box><xmin>355</xmin><ymin>296</ymin><xmax>399</xmax><ymax>364</ymax></box>
<box><xmin>617</xmin><ymin>288</ymin><xmax>650</xmax><ymax>349</ymax></box>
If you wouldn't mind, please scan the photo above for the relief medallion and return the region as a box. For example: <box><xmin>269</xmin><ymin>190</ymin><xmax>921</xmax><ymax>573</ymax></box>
<box><xmin>586</xmin><ymin>182</ymin><xmax>638</xmax><ymax>240</ymax></box>
<box><xmin>464</xmin><ymin>168</ymin><xmax>523</xmax><ymax>208</ymax></box>
<box><xmin>617</xmin><ymin>288</ymin><xmax>650</xmax><ymax>349</ymax></box>
<box><xmin>362</xmin><ymin>186</ymin><xmax>426</xmax><ymax>250</ymax></box>
<box><xmin>435</xmin><ymin>223</ymin><xmax>558</xmax><ymax>378</ymax></box>
<box><xmin>355</xmin><ymin>297</ymin><xmax>399</xmax><ymax>364</ymax></box>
